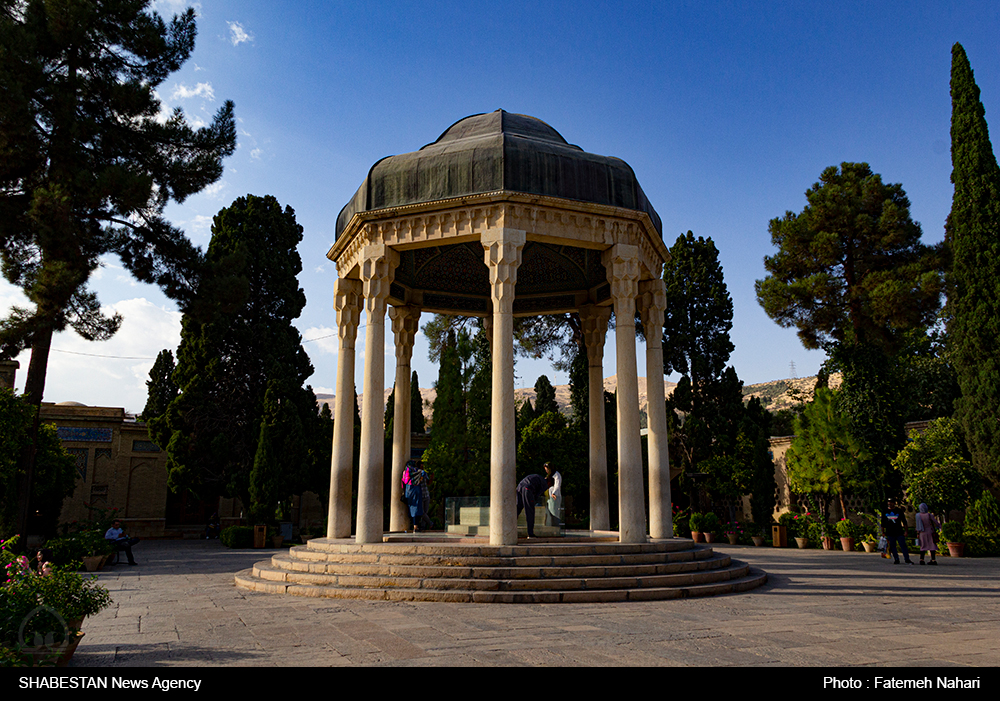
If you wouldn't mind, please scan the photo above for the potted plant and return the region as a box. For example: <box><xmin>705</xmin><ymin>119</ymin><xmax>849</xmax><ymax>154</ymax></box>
<box><xmin>688</xmin><ymin>512</ymin><xmax>705</xmax><ymax>543</ymax></box>
<box><xmin>724</xmin><ymin>521</ymin><xmax>743</xmax><ymax>545</ymax></box>
<box><xmin>940</xmin><ymin>521</ymin><xmax>964</xmax><ymax>557</ymax></box>
<box><xmin>1</xmin><ymin>536</ymin><xmax>112</xmax><ymax>667</ymax></box>
<box><xmin>701</xmin><ymin>512</ymin><xmax>720</xmax><ymax>543</ymax></box>
<box><xmin>835</xmin><ymin>518</ymin><xmax>856</xmax><ymax>552</ymax></box>
<box><xmin>748</xmin><ymin>522</ymin><xmax>766</xmax><ymax>547</ymax></box>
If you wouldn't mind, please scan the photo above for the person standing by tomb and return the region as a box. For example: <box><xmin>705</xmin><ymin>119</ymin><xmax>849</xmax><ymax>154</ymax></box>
<box><xmin>418</xmin><ymin>460</ymin><xmax>434</xmax><ymax>530</ymax></box>
<box><xmin>516</xmin><ymin>473</ymin><xmax>547</xmax><ymax>538</ymax></box>
<box><xmin>402</xmin><ymin>460</ymin><xmax>425</xmax><ymax>532</ymax></box>
<box><xmin>544</xmin><ymin>462</ymin><xmax>562</xmax><ymax>527</ymax></box>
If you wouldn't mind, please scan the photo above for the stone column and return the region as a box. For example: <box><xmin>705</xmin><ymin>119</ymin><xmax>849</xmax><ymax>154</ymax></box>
<box><xmin>327</xmin><ymin>278</ymin><xmax>362</xmax><ymax>539</ymax></box>
<box><xmin>603</xmin><ymin>244</ymin><xmax>646</xmax><ymax>543</ymax></box>
<box><xmin>356</xmin><ymin>243</ymin><xmax>399</xmax><ymax>544</ymax></box>
<box><xmin>639</xmin><ymin>279</ymin><xmax>672</xmax><ymax>538</ymax></box>
<box><xmin>482</xmin><ymin>228</ymin><xmax>525</xmax><ymax>545</ymax></box>
<box><xmin>580</xmin><ymin>305</ymin><xmax>612</xmax><ymax>531</ymax></box>
<box><xmin>388</xmin><ymin>305</ymin><xmax>421</xmax><ymax>532</ymax></box>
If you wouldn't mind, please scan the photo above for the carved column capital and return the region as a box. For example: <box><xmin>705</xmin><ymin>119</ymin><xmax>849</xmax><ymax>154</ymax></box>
<box><xmin>360</xmin><ymin>243</ymin><xmax>400</xmax><ymax>317</ymax></box>
<box><xmin>603</xmin><ymin>244</ymin><xmax>641</xmax><ymax>317</ymax></box>
<box><xmin>389</xmin><ymin>305</ymin><xmax>421</xmax><ymax>364</ymax></box>
<box><xmin>333</xmin><ymin>278</ymin><xmax>363</xmax><ymax>348</ymax></box>
<box><xmin>638</xmin><ymin>278</ymin><xmax>666</xmax><ymax>333</ymax></box>
<box><xmin>482</xmin><ymin>228</ymin><xmax>526</xmax><ymax>315</ymax></box>
<box><xmin>579</xmin><ymin>304</ymin><xmax>612</xmax><ymax>366</ymax></box>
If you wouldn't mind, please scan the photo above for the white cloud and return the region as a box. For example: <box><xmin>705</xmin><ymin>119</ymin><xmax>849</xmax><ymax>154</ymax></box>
<box><xmin>302</xmin><ymin>327</ymin><xmax>339</xmax><ymax>356</ymax></box>
<box><xmin>172</xmin><ymin>82</ymin><xmax>215</xmax><ymax>101</ymax></box>
<box><xmin>250</xmin><ymin>148</ymin><xmax>263</xmax><ymax>160</ymax></box>
<box><xmin>14</xmin><ymin>298</ymin><xmax>184</xmax><ymax>413</ymax></box>
<box><xmin>228</xmin><ymin>21</ymin><xmax>253</xmax><ymax>46</ymax></box>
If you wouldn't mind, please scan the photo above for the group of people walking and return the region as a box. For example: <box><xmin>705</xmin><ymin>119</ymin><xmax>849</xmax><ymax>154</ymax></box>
<box><xmin>881</xmin><ymin>499</ymin><xmax>940</xmax><ymax>565</ymax></box>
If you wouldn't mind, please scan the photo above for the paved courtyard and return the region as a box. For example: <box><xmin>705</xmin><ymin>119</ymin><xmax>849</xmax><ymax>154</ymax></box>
<box><xmin>69</xmin><ymin>538</ymin><xmax>1000</xmax><ymax>668</ymax></box>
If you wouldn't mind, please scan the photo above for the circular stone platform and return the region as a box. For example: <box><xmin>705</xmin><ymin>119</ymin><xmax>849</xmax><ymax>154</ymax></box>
<box><xmin>234</xmin><ymin>533</ymin><xmax>767</xmax><ymax>603</ymax></box>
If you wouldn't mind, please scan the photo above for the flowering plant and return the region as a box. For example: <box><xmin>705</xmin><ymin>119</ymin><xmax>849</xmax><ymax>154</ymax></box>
<box><xmin>2</xmin><ymin>535</ymin><xmax>112</xmax><ymax>664</ymax></box>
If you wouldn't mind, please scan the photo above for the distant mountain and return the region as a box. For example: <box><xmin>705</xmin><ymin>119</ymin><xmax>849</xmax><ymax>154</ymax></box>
<box><xmin>316</xmin><ymin>373</ymin><xmax>839</xmax><ymax>427</ymax></box>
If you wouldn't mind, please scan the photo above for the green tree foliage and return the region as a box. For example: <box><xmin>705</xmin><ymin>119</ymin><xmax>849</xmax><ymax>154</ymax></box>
<box><xmin>786</xmin><ymin>388</ymin><xmax>870</xmax><ymax>519</ymax></box>
<box><xmin>141</xmin><ymin>349</ymin><xmax>177</xmax><ymax>422</ymax></box>
<box><xmin>946</xmin><ymin>43</ymin><xmax>1000</xmax><ymax>487</ymax></box>
<box><xmin>891</xmin><ymin>417</ymin><xmax>980</xmax><ymax>517</ymax></box>
<box><xmin>410</xmin><ymin>370</ymin><xmax>425</xmax><ymax>434</ymax></box>
<box><xmin>743</xmin><ymin>397</ymin><xmax>777</xmax><ymax>527</ymax></box>
<box><xmin>534</xmin><ymin>375</ymin><xmax>558</xmax><ymax>416</ymax></box>
<box><xmin>1</xmin><ymin>387</ymin><xmax>74</xmax><ymax>538</ymax></box>
<box><xmin>0</xmin><ymin>0</ymin><xmax>236</xmax><ymax>404</ymax></box>
<box><xmin>150</xmin><ymin>195</ymin><xmax>317</xmax><ymax>514</ymax></box>
<box><xmin>756</xmin><ymin>163</ymin><xmax>946</xmax><ymax>507</ymax></box>
<box><xmin>755</xmin><ymin>163</ymin><xmax>943</xmax><ymax>354</ymax></box>
<box><xmin>660</xmin><ymin>232</ymin><xmax>744</xmax><ymax>483</ymax></box>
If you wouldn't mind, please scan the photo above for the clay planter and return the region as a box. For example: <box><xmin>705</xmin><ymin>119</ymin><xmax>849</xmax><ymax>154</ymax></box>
<box><xmin>727</xmin><ymin>534</ymin><xmax>739</xmax><ymax>545</ymax></box>
<box><xmin>703</xmin><ymin>532</ymin><xmax>715</xmax><ymax>543</ymax></box>
<box><xmin>840</xmin><ymin>536</ymin><xmax>854</xmax><ymax>552</ymax></box>
<box><xmin>821</xmin><ymin>536</ymin><xmax>835</xmax><ymax>550</ymax></box>
<box><xmin>82</xmin><ymin>555</ymin><xmax>104</xmax><ymax>572</ymax></box>
<box><xmin>271</xmin><ymin>535</ymin><xmax>284</xmax><ymax>548</ymax></box>
<box><xmin>23</xmin><ymin>632</ymin><xmax>85</xmax><ymax>667</ymax></box>
<box><xmin>947</xmin><ymin>542</ymin><xmax>964</xmax><ymax>558</ymax></box>
<box><xmin>752</xmin><ymin>536</ymin><xmax>765</xmax><ymax>547</ymax></box>
<box><xmin>691</xmin><ymin>531</ymin><xmax>704</xmax><ymax>543</ymax></box>
<box><xmin>795</xmin><ymin>537</ymin><xmax>809</xmax><ymax>549</ymax></box>
<box><xmin>862</xmin><ymin>541</ymin><xmax>878</xmax><ymax>553</ymax></box>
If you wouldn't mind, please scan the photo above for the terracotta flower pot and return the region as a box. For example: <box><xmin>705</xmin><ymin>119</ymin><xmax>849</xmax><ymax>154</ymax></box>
<box><xmin>795</xmin><ymin>537</ymin><xmax>809</xmax><ymax>549</ymax></box>
<box><xmin>752</xmin><ymin>536</ymin><xmax>765</xmax><ymax>547</ymax></box>
<box><xmin>82</xmin><ymin>555</ymin><xmax>104</xmax><ymax>572</ymax></box>
<box><xmin>862</xmin><ymin>541</ymin><xmax>878</xmax><ymax>553</ymax></box>
<box><xmin>822</xmin><ymin>536</ymin><xmax>835</xmax><ymax>550</ymax></box>
<box><xmin>840</xmin><ymin>536</ymin><xmax>854</xmax><ymax>552</ymax></box>
<box><xmin>691</xmin><ymin>531</ymin><xmax>704</xmax><ymax>543</ymax></box>
<box><xmin>947</xmin><ymin>542</ymin><xmax>964</xmax><ymax>558</ymax></box>
<box><xmin>727</xmin><ymin>534</ymin><xmax>739</xmax><ymax>545</ymax></box>
<box><xmin>703</xmin><ymin>532</ymin><xmax>715</xmax><ymax>543</ymax></box>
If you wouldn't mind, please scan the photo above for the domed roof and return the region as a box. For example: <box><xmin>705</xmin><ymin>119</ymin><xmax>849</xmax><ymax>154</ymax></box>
<box><xmin>336</xmin><ymin>110</ymin><xmax>662</xmax><ymax>239</ymax></box>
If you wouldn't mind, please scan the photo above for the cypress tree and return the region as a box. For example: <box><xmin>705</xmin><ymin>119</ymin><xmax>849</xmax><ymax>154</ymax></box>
<box><xmin>534</xmin><ymin>375</ymin><xmax>558</xmax><ymax>416</ymax></box>
<box><xmin>142</xmin><ymin>350</ymin><xmax>178</xmax><ymax>422</ymax></box>
<box><xmin>947</xmin><ymin>43</ymin><xmax>1000</xmax><ymax>486</ymax></box>
<box><xmin>151</xmin><ymin>195</ymin><xmax>314</xmax><ymax>511</ymax></box>
<box><xmin>410</xmin><ymin>370</ymin><xmax>425</xmax><ymax>434</ymax></box>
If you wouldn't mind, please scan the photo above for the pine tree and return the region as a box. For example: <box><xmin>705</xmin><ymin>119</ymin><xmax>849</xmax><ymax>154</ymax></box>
<box><xmin>150</xmin><ymin>195</ymin><xmax>314</xmax><ymax>511</ymax></box>
<box><xmin>0</xmin><ymin>0</ymin><xmax>235</xmax><ymax>539</ymax></box>
<box><xmin>0</xmin><ymin>1</ymin><xmax>236</xmax><ymax>403</ymax></box>
<box><xmin>947</xmin><ymin>43</ymin><xmax>1000</xmax><ymax>486</ymax></box>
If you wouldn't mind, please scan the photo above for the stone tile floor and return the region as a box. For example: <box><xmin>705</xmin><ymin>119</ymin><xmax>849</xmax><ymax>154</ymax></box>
<box><xmin>67</xmin><ymin>539</ymin><xmax>1000</xmax><ymax>669</ymax></box>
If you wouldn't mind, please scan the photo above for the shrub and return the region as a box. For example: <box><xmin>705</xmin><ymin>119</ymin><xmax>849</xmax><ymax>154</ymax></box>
<box><xmin>671</xmin><ymin>505</ymin><xmax>691</xmax><ymax>538</ymax></box>
<box><xmin>701</xmin><ymin>512</ymin><xmax>720</xmax><ymax>536</ymax></box>
<box><xmin>965</xmin><ymin>492</ymin><xmax>1000</xmax><ymax>534</ymax></box>
<box><xmin>1</xmin><ymin>536</ymin><xmax>112</xmax><ymax>664</ymax></box>
<box><xmin>963</xmin><ymin>529</ymin><xmax>1000</xmax><ymax>557</ymax></box>
<box><xmin>940</xmin><ymin>520</ymin><xmax>964</xmax><ymax>543</ymax></box>
<box><xmin>221</xmin><ymin>526</ymin><xmax>254</xmax><ymax>549</ymax></box>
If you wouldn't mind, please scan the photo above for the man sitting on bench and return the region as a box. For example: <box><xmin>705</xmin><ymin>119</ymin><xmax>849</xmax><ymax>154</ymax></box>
<box><xmin>105</xmin><ymin>519</ymin><xmax>139</xmax><ymax>566</ymax></box>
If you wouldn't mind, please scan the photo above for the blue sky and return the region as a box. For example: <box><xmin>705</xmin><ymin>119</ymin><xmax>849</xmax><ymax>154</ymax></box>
<box><xmin>3</xmin><ymin>0</ymin><xmax>998</xmax><ymax>413</ymax></box>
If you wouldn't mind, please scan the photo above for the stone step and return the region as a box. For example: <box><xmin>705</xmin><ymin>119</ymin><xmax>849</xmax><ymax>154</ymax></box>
<box><xmin>268</xmin><ymin>549</ymin><xmax>725</xmax><ymax>580</ymax></box>
<box><xmin>233</xmin><ymin>538</ymin><xmax>768</xmax><ymax>603</ymax></box>
<box><xmin>286</xmin><ymin>544</ymin><xmax>714</xmax><ymax>569</ymax></box>
<box><xmin>234</xmin><ymin>566</ymin><xmax>767</xmax><ymax>604</ymax></box>
<box><xmin>250</xmin><ymin>554</ymin><xmax>744</xmax><ymax>591</ymax></box>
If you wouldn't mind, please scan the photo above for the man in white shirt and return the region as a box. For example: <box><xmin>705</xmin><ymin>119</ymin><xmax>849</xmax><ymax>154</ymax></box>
<box><xmin>544</xmin><ymin>462</ymin><xmax>562</xmax><ymax>528</ymax></box>
<box><xmin>105</xmin><ymin>519</ymin><xmax>139</xmax><ymax>565</ymax></box>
